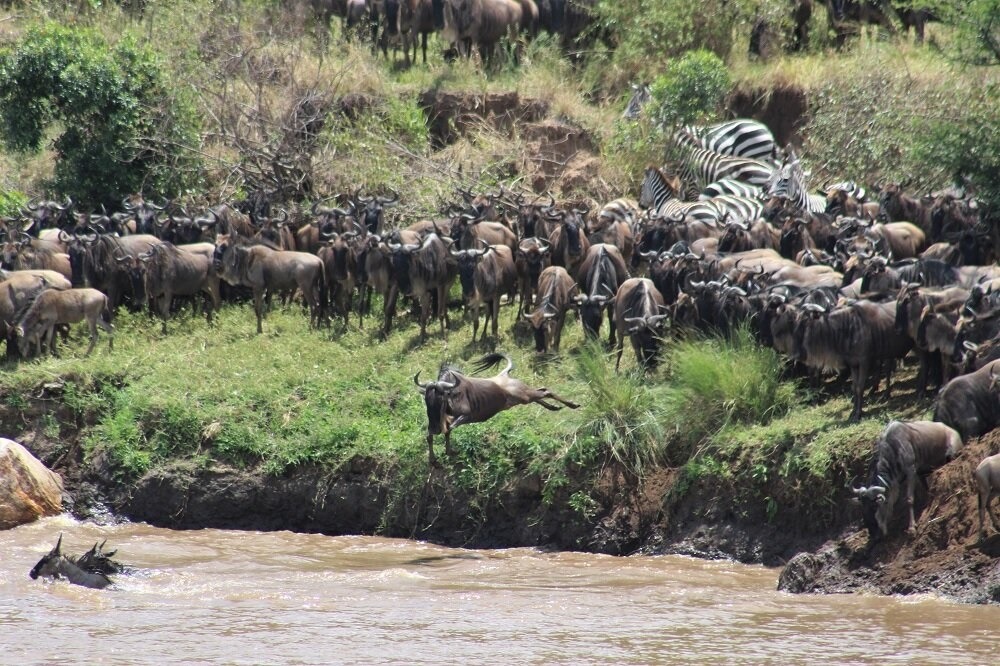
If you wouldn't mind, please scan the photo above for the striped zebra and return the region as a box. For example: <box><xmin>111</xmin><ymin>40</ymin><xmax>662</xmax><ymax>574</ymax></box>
<box><xmin>597</xmin><ymin>197</ymin><xmax>640</xmax><ymax>226</ymax></box>
<box><xmin>622</xmin><ymin>84</ymin><xmax>650</xmax><ymax>120</ymax></box>
<box><xmin>699</xmin><ymin>178</ymin><xmax>763</xmax><ymax>201</ymax></box>
<box><xmin>676</xmin><ymin>146</ymin><xmax>775</xmax><ymax>195</ymax></box>
<box><xmin>704</xmin><ymin>195</ymin><xmax>764</xmax><ymax>225</ymax></box>
<box><xmin>824</xmin><ymin>180</ymin><xmax>867</xmax><ymax>202</ymax></box>
<box><xmin>765</xmin><ymin>151</ymin><xmax>823</xmax><ymax>213</ymax></box>
<box><xmin>640</xmin><ymin>167</ymin><xmax>722</xmax><ymax>227</ymax></box>
<box><xmin>673</xmin><ymin>119</ymin><xmax>777</xmax><ymax>161</ymax></box>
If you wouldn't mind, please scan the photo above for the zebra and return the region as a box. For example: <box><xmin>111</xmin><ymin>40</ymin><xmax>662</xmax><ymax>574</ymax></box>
<box><xmin>673</xmin><ymin>119</ymin><xmax>777</xmax><ymax>161</ymax></box>
<box><xmin>824</xmin><ymin>180</ymin><xmax>867</xmax><ymax>202</ymax></box>
<box><xmin>597</xmin><ymin>198</ymin><xmax>640</xmax><ymax>227</ymax></box>
<box><xmin>622</xmin><ymin>83</ymin><xmax>650</xmax><ymax>121</ymax></box>
<box><xmin>640</xmin><ymin>167</ymin><xmax>723</xmax><ymax>227</ymax></box>
<box><xmin>704</xmin><ymin>195</ymin><xmax>764</xmax><ymax>225</ymax></box>
<box><xmin>675</xmin><ymin>146</ymin><xmax>775</xmax><ymax>197</ymax></box>
<box><xmin>765</xmin><ymin>151</ymin><xmax>824</xmax><ymax>214</ymax></box>
<box><xmin>699</xmin><ymin>178</ymin><xmax>763</xmax><ymax>201</ymax></box>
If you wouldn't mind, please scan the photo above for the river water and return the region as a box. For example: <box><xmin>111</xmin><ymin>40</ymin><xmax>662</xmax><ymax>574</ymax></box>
<box><xmin>1</xmin><ymin>515</ymin><xmax>996</xmax><ymax>665</ymax></box>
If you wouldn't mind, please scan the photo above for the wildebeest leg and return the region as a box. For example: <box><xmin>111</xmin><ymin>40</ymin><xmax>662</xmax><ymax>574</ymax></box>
<box><xmin>85</xmin><ymin>317</ymin><xmax>99</xmax><ymax>356</ymax></box>
<box><xmin>531</xmin><ymin>388</ymin><xmax>580</xmax><ymax>410</ymax></box>
<box><xmin>437</xmin><ymin>285</ymin><xmax>448</xmax><ymax>340</ymax></box>
<box><xmin>159</xmin><ymin>293</ymin><xmax>171</xmax><ymax>334</ymax></box>
<box><xmin>383</xmin><ymin>284</ymin><xmax>399</xmax><ymax>337</ymax></box>
<box><xmin>905</xmin><ymin>470</ymin><xmax>917</xmax><ymax>535</ymax></box>
<box><xmin>615</xmin><ymin>327</ymin><xmax>625</xmax><ymax>372</ymax></box>
<box><xmin>254</xmin><ymin>288</ymin><xmax>266</xmax><ymax>334</ymax></box>
<box><xmin>99</xmin><ymin>314</ymin><xmax>114</xmax><ymax>351</ymax></box>
<box><xmin>850</xmin><ymin>363</ymin><xmax>866</xmax><ymax>422</ymax></box>
<box><xmin>427</xmin><ymin>433</ymin><xmax>439</xmax><ymax>468</ymax></box>
<box><xmin>490</xmin><ymin>296</ymin><xmax>500</xmax><ymax>341</ymax></box>
<box><xmin>471</xmin><ymin>301</ymin><xmax>480</xmax><ymax>342</ymax></box>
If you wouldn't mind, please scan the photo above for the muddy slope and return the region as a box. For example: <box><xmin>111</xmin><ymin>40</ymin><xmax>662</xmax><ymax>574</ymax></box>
<box><xmin>778</xmin><ymin>432</ymin><xmax>1000</xmax><ymax>604</ymax></box>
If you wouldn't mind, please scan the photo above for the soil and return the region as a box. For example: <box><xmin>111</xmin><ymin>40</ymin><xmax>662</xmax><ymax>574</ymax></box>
<box><xmin>778</xmin><ymin>431</ymin><xmax>1000</xmax><ymax>604</ymax></box>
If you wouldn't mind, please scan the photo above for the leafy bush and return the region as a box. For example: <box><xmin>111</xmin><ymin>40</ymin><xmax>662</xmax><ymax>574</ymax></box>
<box><xmin>912</xmin><ymin>84</ymin><xmax>1000</xmax><ymax>217</ymax></box>
<box><xmin>647</xmin><ymin>50</ymin><xmax>732</xmax><ymax>130</ymax></box>
<box><xmin>0</xmin><ymin>23</ymin><xmax>201</xmax><ymax>207</ymax></box>
<box><xmin>0</xmin><ymin>189</ymin><xmax>26</xmax><ymax>217</ymax></box>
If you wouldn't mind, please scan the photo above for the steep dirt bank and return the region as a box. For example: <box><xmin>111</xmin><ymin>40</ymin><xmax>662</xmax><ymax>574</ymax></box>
<box><xmin>778</xmin><ymin>431</ymin><xmax>1000</xmax><ymax>604</ymax></box>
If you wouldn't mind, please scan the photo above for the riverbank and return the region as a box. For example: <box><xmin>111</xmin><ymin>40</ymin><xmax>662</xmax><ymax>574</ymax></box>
<box><xmin>5</xmin><ymin>306</ymin><xmax>997</xmax><ymax>605</ymax></box>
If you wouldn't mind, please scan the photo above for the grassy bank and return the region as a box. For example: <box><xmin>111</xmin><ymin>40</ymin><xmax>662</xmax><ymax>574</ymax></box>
<box><xmin>0</xmin><ymin>294</ymin><xmax>923</xmax><ymax>538</ymax></box>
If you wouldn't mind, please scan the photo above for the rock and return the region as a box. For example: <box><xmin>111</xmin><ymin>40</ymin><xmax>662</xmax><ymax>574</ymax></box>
<box><xmin>0</xmin><ymin>437</ymin><xmax>63</xmax><ymax>529</ymax></box>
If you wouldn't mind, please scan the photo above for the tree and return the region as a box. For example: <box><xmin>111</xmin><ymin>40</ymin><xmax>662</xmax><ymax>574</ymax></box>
<box><xmin>0</xmin><ymin>23</ymin><xmax>201</xmax><ymax>207</ymax></box>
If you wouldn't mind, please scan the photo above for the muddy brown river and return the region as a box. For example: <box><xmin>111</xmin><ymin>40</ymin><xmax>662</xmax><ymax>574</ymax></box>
<box><xmin>1</xmin><ymin>516</ymin><xmax>996</xmax><ymax>664</ymax></box>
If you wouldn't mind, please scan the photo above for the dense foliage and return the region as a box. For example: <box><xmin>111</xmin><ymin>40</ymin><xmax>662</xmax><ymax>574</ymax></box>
<box><xmin>0</xmin><ymin>23</ymin><xmax>201</xmax><ymax>206</ymax></box>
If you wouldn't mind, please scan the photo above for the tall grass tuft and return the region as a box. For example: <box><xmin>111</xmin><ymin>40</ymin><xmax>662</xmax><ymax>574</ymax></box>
<box><xmin>661</xmin><ymin>326</ymin><xmax>800</xmax><ymax>456</ymax></box>
<box><xmin>573</xmin><ymin>343</ymin><xmax>666</xmax><ymax>478</ymax></box>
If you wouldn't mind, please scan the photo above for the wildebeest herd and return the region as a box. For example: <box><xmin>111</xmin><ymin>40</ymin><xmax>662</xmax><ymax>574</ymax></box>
<box><xmin>6</xmin><ymin>114</ymin><xmax>1000</xmax><ymax>562</ymax></box>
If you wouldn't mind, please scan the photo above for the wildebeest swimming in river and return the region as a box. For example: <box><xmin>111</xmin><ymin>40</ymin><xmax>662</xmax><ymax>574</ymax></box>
<box><xmin>29</xmin><ymin>534</ymin><xmax>128</xmax><ymax>589</ymax></box>
<box><xmin>414</xmin><ymin>352</ymin><xmax>580</xmax><ymax>467</ymax></box>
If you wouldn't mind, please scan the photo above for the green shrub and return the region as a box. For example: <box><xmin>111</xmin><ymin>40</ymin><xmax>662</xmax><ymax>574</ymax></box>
<box><xmin>0</xmin><ymin>22</ymin><xmax>201</xmax><ymax>207</ymax></box>
<box><xmin>647</xmin><ymin>50</ymin><xmax>732</xmax><ymax>130</ymax></box>
<box><xmin>912</xmin><ymin>84</ymin><xmax>1000</xmax><ymax>217</ymax></box>
<box><xmin>661</xmin><ymin>326</ymin><xmax>800</xmax><ymax>453</ymax></box>
<box><xmin>0</xmin><ymin>189</ymin><xmax>26</xmax><ymax>217</ymax></box>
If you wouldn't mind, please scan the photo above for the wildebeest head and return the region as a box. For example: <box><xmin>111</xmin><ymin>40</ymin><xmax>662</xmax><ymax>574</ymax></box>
<box><xmin>122</xmin><ymin>195</ymin><xmax>165</xmax><ymax>235</ymax></box>
<box><xmin>22</xmin><ymin>196</ymin><xmax>73</xmax><ymax>233</ymax></box>
<box><xmin>452</xmin><ymin>241</ymin><xmax>491</xmax><ymax>300</ymax></box>
<box><xmin>413</xmin><ymin>369</ymin><xmax>458</xmax><ymax>436</ymax></box>
<box><xmin>853</xmin><ymin>475</ymin><xmax>890</xmax><ymax>540</ymax></box>
<box><xmin>29</xmin><ymin>533</ymin><xmax>64</xmax><ymax>580</ymax></box>
<box><xmin>353</xmin><ymin>188</ymin><xmax>399</xmax><ymax>235</ymax></box>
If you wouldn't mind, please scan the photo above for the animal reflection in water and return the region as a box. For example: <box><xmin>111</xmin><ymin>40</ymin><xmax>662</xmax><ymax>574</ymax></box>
<box><xmin>29</xmin><ymin>534</ymin><xmax>129</xmax><ymax>589</ymax></box>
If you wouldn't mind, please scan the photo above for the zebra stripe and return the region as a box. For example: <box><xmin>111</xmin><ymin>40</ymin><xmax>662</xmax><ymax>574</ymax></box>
<box><xmin>640</xmin><ymin>167</ymin><xmax>682</xmax><ymax>210</ymax></box>
<box><xmin>699</xmin><ymin>178</ymin><xmax>763</xmax><ymax>201</ymax></box>
<box><xmin>598</xmin><ymin>198</ymin><xmax>640</xmax><ymax>225</ymax></box>
<box><xmin>622</xmin><ymin>84</ymin><xmax>650</xmax><ymax>121</ymax></box>
<box><xmin>704</xmin><ymin>195</ymin><xmax>764</xmax><ymax>225</ymax></box>
<box><xmin>675</xmin><ymin>119</ymin><xmax>777</xmax><ymax>161</ymax></box>
<box><xmin>765</xmin><ymin>152</ymin><xmax>813</xmax><ymax>213</ymax></box>
<box><xmin>655</xmin><ymin>199</ymin><xmax>723</xmax><ymax>227</ymax></box>
<box><xmin>640</xmin><ymin>168</ymin><xmax>721</xmax><ymax>226</ymax></box>
<box><xmin>677</xmin><ymin>146</ymin><xmax>775</xmax><ymax>193</ymax></box>
<box><xmin>825</xmin><ymin>181</ymin><xmax>867</xmax><ymax>202</ymax></box>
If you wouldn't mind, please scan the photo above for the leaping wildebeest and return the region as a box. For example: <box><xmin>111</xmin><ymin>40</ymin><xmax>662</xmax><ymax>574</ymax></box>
<box><xmin>414</xmin><ymin>352</ymin><xmax>579</xmax><ymax>466</ymax></box>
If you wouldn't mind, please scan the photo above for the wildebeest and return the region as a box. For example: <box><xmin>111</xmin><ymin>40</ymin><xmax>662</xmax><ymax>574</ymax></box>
<box><xmin>1</xmin><ymin>233</ymin><xmax>72</xmax><ymax>281</ymax></box>
<box><xmin>386</xmin><ymin>232</ymin><xmax>452</xmax><ymax>340</ymax></box>
<box><xmin>452</xmin><ymin>241</ymin><xmax>516</xmax><ymax>341</ymax></box>
<box><xmin>975</xmin><ymin>452</ymin><xmax>1000</xmax><ymax>542</ymax></box>
<box><xmin>575</xmin><ymin>243</ymin><xmax>630</xmax><ymax>345</ymax></box>
<box><xmin>933</xmin><ymin>359</ymin><xmax>1000</xmax><ymax>443</ymax></box>
<box><xmin>29</xmin><ymin>534</ymin><xmax>114</xmax><ymax>589</ymax></box>
<box><xmin>441</xmin><ymin>0</ymin><xmax>523</xmax><ymax>66</ymax></box>
<box><xmin>795</xmin><ymin>299</ymin><xmax>910</xmax><ymax>421</ymax></box>
<box><xmin>353</xmin><ymin>188</ymin><xmax>399</xmax><ymax>235</ymax></box>
<box><xmin>852</xmin><ymin>420</ymin><xmax>963</xmax><ymax>541</ymax></box>
<box><xmin>414</xmin><ymin>352</ymin><xmax>579</xmax><ymax>466</ymax></box>
<box><xmin>213</xmin><ymin>235</ymin><xmax>326</xmax><ymax>334</ymax></box>
<box><xmin>514</xmin><ymin>236</ymin><xmax>551</xmax><ymax>314</ymax></box>
<box><xmin>317</xmin><ymin>232</ymin><xmax>358</xmax><ymax>327</ymax></box>
<box><xmin>547</xmin><ymin>209</ymin><xmax>591</xmax><ymax>277</ymax></box>
<box><xmin>523</xmin><ymin>265</ymin><xmax>575</xmax><ymax>353</ymax></box>
<box><xmin>613</xmin><ymin>277</ymin><xmax>668</xmax><ymax>371</ymax></box>
<box><xmin>16</xmin><ymin>287</ymin><xmax>114</xmax><ymax>357</ymax></box>
<box><xmin>138</xmin><ymin>242</ymin><xmax>221</xmax><ymax>333</ymax></box>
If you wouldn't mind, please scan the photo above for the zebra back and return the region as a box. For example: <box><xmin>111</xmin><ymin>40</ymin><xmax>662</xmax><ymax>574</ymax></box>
<box><xmin>678</xmin><ymin>147</ymin><xmax>774</xmax><ymax>193</ymax></box>
<box><xmin>704</xmin><ymin>195</ymin><xmax>765</xmax><ymax>225</ymax></box>
<box><xmin>654</xmin><ymin>199</ymin><xmax>722</xmax><ymax>228</ymax></box>
<box><xmin>824</xmin><ymin>181</ymin><xmax>867</xmax><ymax>202</ymax></box>
<box><xmin>678</xmin><ymin>119</ymin><xmax>777</xmax><ymax>161</ymax></box>
<box><xmin>699</xmin><ymin>178</ymin><xmax>763</xmax><ymax>201</ymax></box>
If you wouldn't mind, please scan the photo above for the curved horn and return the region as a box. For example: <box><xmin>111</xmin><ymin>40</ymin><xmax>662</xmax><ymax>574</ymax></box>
<box><xmin>413</xmin><ymin>372</ymin><xmax>431</xmax><ymax>390</ymax></box>
<box><xmin>377</xmin><ymin>188</ymin><xmax>400</xmax><ymax>206</ymax></box>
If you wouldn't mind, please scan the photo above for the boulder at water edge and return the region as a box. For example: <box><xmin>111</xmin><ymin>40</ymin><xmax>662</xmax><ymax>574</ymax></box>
<box><xmin>0</xmin><ymin>438</ymin><xmax>63</xmax><ymax>529</ymax></box>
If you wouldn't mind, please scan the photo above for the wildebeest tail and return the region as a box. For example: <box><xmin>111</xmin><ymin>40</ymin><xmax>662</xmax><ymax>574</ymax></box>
<box><xmin>471</xmin><ymin>352</ymin><xmax>513</xmax><ymax>375</ymax></box>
